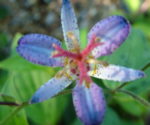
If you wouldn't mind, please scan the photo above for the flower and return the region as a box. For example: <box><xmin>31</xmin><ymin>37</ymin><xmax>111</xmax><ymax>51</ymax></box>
<box><xmin>16</xmin><ymin>0</ymin><xmax>145</xmax><ymax>125</ymax></box>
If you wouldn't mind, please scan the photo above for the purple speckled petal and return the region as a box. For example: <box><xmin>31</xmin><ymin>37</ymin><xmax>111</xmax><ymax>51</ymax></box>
<box><xmin>88</xmin><ymin>64</ymin><xmax>145</xmax><ymax>82</ymax></box>
<box><xmin>30</xmin><ymin>75</ymin><xmax>73</xmax><ymax>104</ymax></box>
<box><xmin>61</xmin><ymin>0</ymin><xmax>80</xmax><ymax>49</ymax></box>
<box><xmin>88</xmin><ymin>16</ymin><xmax>130</xmax><ymax>58</ymax></box>
<box><xmin>17</xmin><ymin>33</ymin><xmax>63</xmax><ymax>67</ymax></box>
<box><xmin>73</xmin><ymin>82</ymin><xmax>106</xmax><ymax>125</ymax></box>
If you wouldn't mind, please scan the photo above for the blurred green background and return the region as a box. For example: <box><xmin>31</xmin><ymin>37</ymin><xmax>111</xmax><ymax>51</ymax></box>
<box><xmin>0</xmin><ymin>0</ymin><xmax>150</xmax><ymax>125</ymax></box>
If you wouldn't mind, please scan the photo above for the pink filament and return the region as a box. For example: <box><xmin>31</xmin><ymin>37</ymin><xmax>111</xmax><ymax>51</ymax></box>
<box><xmin>53</xmin><ymin>44</ymin><xmax>81</xmax><ymax>60</ymax></box>
<box><xmin>52</xmin><ymin>35</ymin><xmax>102</xmax><ymax>84</ymax></box>
<box><xmin>81</xmin><ymin>35</ymin><xmax>103</xmax><ymax>56</ymax></box>
<box><xmin>77</xmin><ymin>61</ymin><xmax>92</xmax><ymax>84</ymax></box>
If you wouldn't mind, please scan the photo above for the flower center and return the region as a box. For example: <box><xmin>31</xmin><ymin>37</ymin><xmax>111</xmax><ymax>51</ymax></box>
<box><xmin>52</xmin><ymin>32</ymin><xmax>103</xmax><ymax>86</ymax></box>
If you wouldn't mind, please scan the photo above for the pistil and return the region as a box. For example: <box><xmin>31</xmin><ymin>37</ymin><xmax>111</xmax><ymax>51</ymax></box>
<box><xmin>52</xmin><ymin>44</ymin><xmax>81</xmax><ymax>60</ymax></box>
<box><xmin>52</xmin><ymin>33</ymin><xmax>104</xmax><ymax>86</ymax></box>
<box><xmin>81</xmin><ymin>35</ymin><xmax>103</xmax><ymax>57</ymax></box>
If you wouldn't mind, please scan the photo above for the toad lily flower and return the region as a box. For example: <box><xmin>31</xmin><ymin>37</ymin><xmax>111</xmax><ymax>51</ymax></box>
<box><xmin>17</xmin><ymin>0</ymin><xmax>145</xmax><ymax>124</ymax></box>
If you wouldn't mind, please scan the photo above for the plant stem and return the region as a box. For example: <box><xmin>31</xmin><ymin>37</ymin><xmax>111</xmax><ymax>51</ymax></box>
<box><xmin>118</xmin><ymin>89</ymin><xmax>150</xmax><ymax>107</ymax></box>
<box><xmin>54</xmin><ymin>89</ymin><xmax>72</xmax><ymax>98</ymax></box>
<box><xmin>113</xmin><ymin>82</ymin><xmax>129</xmax><ymax>92</ymax></box>
<box><xmin>0</xmin><ymin>102</ymin><xmax>20</xmax><ymax>106</ymax></box>
<box><xmin>141</xmin><ymin>62</ymin><xmax>150</xmax><ymax>71</ymax></box>
<box><xmin>0</xmin><ymin>102</ymin><xmax>29</xmax><ymax>125</ymax></box>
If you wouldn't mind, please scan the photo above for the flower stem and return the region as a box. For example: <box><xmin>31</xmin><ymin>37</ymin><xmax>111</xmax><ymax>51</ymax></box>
<box><xmin>117</xmin><ymin>89</ymin><xmax>150</xmax><ymax>107</ymax></box>
<box><xmin>54</xmin><ymin>89</ymin><xmax>72</xmax><ymax>98</ymax></box>
<box><xmin>141</xmin><ymin>62</ymin><xmax>150</xmax><ymax>71</ymax></box>
<box><xmin>0</xmin><ymin>102</ymin><xmax>20</xmax><ymax>106</ymax></box>
<box><xmin>113</xmin><ymin>82</ymin><xmax>129</xmax><ymax>92</ymax></box>
<box><xmin>0</xmin><ymin>102</ymin><xmax>29</xmax><ymax>125</ymax></box>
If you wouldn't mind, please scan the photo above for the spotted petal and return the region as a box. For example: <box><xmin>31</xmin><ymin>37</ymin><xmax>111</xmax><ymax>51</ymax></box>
<box><xmin>61</xmin><ymin>0</ymin><xmax>80</xmax><ymax>49</ymax></box>
<box><xmin>88</xmin><ymin>64</ymin><xmax>145</xmax><ymax>82</ymax></box>
<box><xmin>73</xmin><ymin>82</ymin><xmax>106</xmax><ymax>125</ymax></box>
<box><xmin>30</xmin><ymin>75</ymin><xmax>73</xmax><ymax>104</ymax></box>
<box><xmin>88</xmin><ymin>16</ymin><xmax>130</xmax><ymax>58</ymax></box>
<box><xmin>17</xmin><ymin>33</ymin><xmax>63</xmax><ymax>67</ymax></box>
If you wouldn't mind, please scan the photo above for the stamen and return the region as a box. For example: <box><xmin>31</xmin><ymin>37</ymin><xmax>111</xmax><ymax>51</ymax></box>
<box><xmin>52</xmin><ymin>34</ymin><xmax>106</xmax><ymax>87</ymax></box>
<box><xmin>92</xmin><ymin>64</ymin><xmax>97</xmax><ymax>75</ymax></box>
<box><xmin>67</xmin><ymin>32</ymin><xmax>77</xmax><ymax>42</ymax></box>
<box><xmin>87</xmin><ymin>59</ymin><xmax>109</xmax><ymax>66</ymax></box>
<box><xmin>81</xmin><ymin>35</ymin><xmax>104</xmax><ymax>57</ymax></box>
<box><xmin>52</xmin><ymin>44</ymin><xmax>62</xmax><ymax>51</ymax></box>
<box><xmin>52</xmin><ymin>44</ymin><xmax>80</xmax><ymax>59</ymax></box>
<box><xmin>95</xmin><ymin>37</ymin><xmax>101</xmax><ymax>42</ymax></box>
<box><xmin>87</xmin><ymin>59</ymin><xmax>97</xmax><ymax>64</ymax></box>
<box><xmin>56</xmin><ymin>69</ymin><xmax>73</xmax><ymax>80</ymax></box>
<box><xmin>78</xmin><ymin>61</ymin><xmax>92</xmax><ymax>84</ymax></box>
<box><xmin>67</xmin><ymin>32</ymin><xmax>80</xmax><ymax>52</ymax></box>
<box><xmin>51</xmin><ymin>51</ymin><xmax>59</xmax><ymax>57</ymax></box>
<box><xmin>85</xmin><ymin>82</ymin><xmax>91</xmax><ymax>88</ymax></box>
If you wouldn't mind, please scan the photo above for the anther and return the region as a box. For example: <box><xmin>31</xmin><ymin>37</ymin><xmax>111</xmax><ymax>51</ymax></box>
<box><xmin>85</xmin><ymin>82</ymin><xmax>91</xmax><ymax>88</ymax></box>
<box><xmin>67</xmin><ymin>32</ymin><xmax>76</xmax><ymax>40</ymax></box>
<box><xmin>67</xmin><ymin>32</ymin><xmax>80</xmax><ymax>52</ymax></box>
<box><xmin>51</xmin><ymin>51</ymin><xmax>59</xmax><ymax>57</ymax></box>
<box><xmin>87</xmin><ymin>59</ymin><xmax>109</xmax><ymax>66</ymax></box>
<box><xmin>95</xmin><ymin>37</ymin><xmax>101</xmax><ymax>43</ymax></box>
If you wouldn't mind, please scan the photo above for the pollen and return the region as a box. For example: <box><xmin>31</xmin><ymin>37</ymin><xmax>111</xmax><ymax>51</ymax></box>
<box><xmin>87</xmin><ymin>58</ymin><xmax>109</xmax><ymax>66</ymax></box>
<box><xmin>67</xmin><ymin>32</ymin><xmax>80</xmax><ymax>52</ymax></box>
<box><xmin>52</xmin><ymin>32</ymin><xmax>106</xmax><ymax>86</ymax></box>
<box><xmin>92</xmin><ymin>64</ymin><xmax>97</xmax><ymax>75</ymax></box>
<box><xmin>95</xmin><ymin>37</ymin><xmax>101</xmax><ymax>42</ymax></box>
<box><xmin>56</xmin><ymin>69</ymin><xmax>73</xmax><ymax>80</ymax></box>
<box><xmin>67</xmin><ymin>32</ymin><xmax>76</xmax><ymax>41</ymax></box>
<box><xmin>51</xmin><ymin>51</ymin><xmax>59</xmax><ymax>57</ymax></box>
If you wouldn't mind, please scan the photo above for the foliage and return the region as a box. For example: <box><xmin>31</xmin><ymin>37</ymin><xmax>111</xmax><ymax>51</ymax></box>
<box><xmin>0</xmin><ymin>0</ymin><xmax>150</xmax><ymax>125</ymax></box>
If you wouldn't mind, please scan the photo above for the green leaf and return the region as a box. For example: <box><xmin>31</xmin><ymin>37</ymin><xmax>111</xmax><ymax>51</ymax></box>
<box><xmin>134</xmin><ymin>20</ymin><xmax>150</xmax><ymax>37</ymax></box>
<box><xmin>100</xmin><ymin>29</ymin><xmax>150</xmax><ymax>117</ymax></box>
<box><xmin>0</xmin><ymin>33</ymin><xmax>60</xmax><ymax>72</ymax></box>
<box><xmin>0</xmin><ymin>32</ymin><xmax>68</xmax><ymax>124</ymax></box>
<box><xmin>102</xmin><ymin>108</ymin><xmax>122</xmax><ymax>125</ymax></box>
<box><xmin>72</xmin><ymin>108</ymin><xmax>122</xmax><ymax>125</ymax></box>
<box><xmin>11</xmin><ymin>33</ymin><xmax>22</xmax><ymax>52</ymax></box>
<box><xmin>113</xmin><ymin>92</ymin><xmax>147</xmax><ymax>117</ymax></box>
<box><xmin>1</xmin><ymin>69</ymin><xmax>68</xmax><ymax>125</ymax></box>
<box><xmin>102</xmin><ymin>29</ymin><xmax>150</xmax><ymax>93</ymax></box>
<box><xmin>118</xmin><ymin>89</ymin><xmax>150</xmax><ymax>107</ymax></box>
<box><xmin>71</xmin><ymin>107</ymin><xmax>145</xmax><ymax>125</ymax></box>
<box><xmin>0</xmin><ymin>33</ymin><xmax>41</xmax><ymax>71</ymax></box>
<box><xmin>0</xmin><ymin>93</ymin><xmax>17</xmax><ymax>102</ymax></box>
<box><xmin>122</xmin><ymin>119</ymin><xmax>144</xmax><ymax>125</ymax></box>
<box><xmin>80</xmin><ymin>28</ymin><xmax>88</xmax><ymax>49</ymax></box>
<box><xmin>123</xmin><ymin>0</ymin><xmax>141</xmax><ymax>13</ymax></box>
<box><xmin>0</xmin><ymin>32</ymin><xmax>8</xmax><ymax>49</ymax></box>
<box><xmin>71</xmin><ymin>119</ymin><xmax>82</xmax><ymax>125</ymax></box>
<box><xmin>0</xmin><ymin>6</ymin><xmax>10</xmax><ymax>19</ymax></box>
<box><xmin>0</xmin><ymin>70</ymin><xmax>8</xmax><ymax>90</ymax></box>
<box><xmin>0</xmin><ymin>106</ymin><xmax>28</xmax><ymax>125</ymax></box>
<box><xmin>26</xmin><ymin>96</ymin><xmax>68</xmax><ymax>125</ymax></box>
<box><xmin>0</xmin><ymin>53</ymin><xmax>55</xmax><ymax>72</ymax></box>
